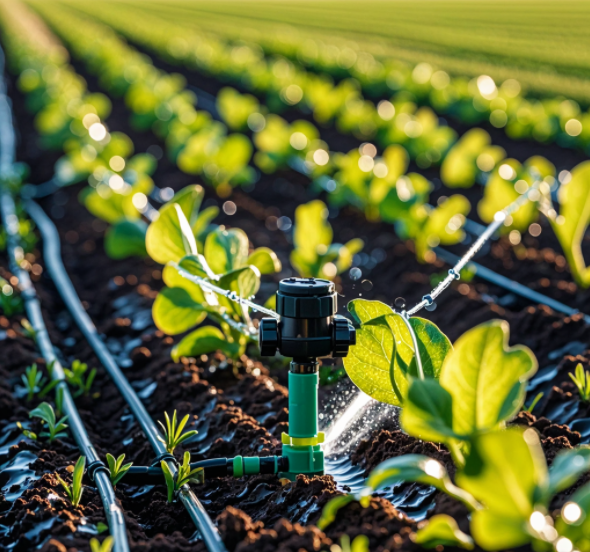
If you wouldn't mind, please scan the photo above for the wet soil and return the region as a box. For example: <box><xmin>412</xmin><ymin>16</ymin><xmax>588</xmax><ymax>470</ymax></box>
<box><xmin>2</xmin><ymin>32</ymin><xmax>590</xmax><ymax>552</ymax></box>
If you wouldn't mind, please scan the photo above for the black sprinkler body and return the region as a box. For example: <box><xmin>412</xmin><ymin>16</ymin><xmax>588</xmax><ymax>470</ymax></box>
<box><xmin>258</xmin><ymin>277</ymin><xmax>356</xmax><ymax>479</ymax></box>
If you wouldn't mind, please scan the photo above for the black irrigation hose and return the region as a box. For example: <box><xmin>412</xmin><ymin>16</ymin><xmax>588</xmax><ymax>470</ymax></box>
<box><xmin>0</xmin><ymin>53</ymin><xmax>129</xmax><ymax>552</ymax></box>
<box><xmin>434</xmin><ymin>247</ymin><xmax>590</xmax><ymax>324</ymax></box>
<box><xmin>25</xmin><ymin>200</ymin><xmax>228</xmax><ymax>552</ymax></box>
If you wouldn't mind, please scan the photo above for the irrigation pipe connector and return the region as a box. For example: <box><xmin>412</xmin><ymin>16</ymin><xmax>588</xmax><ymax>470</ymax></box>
<box><xmin>0</xmin><ymin>46</ymin><xmax>130</xmax><ymax>552</ymax></box>
<box><xmin>25</xmin><ymin>200</ymin><xmax>227</xmax><ymax>552</ymax></box>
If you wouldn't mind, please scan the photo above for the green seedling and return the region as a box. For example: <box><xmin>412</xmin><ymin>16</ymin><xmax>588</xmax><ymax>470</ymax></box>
<box><xmin>146</xmin><ymin>185</ymin><xmax>281</xmax><ymax>360</ymax></box>
<box><xmin>20</xmin><ymin>318</ymin><xmax>36</xmax><ymax>340</ymax></box>
<box><xmin>525</xmin><ymin>392</ymin><xmax>544</xmax><ymax>413</ymax></box>
<box><xmin>64</xmin><ymin>359</ymin><xmax>97</xmax><ymax>397</ymax></box>
<box><xmin>106</xmin><ymin>453</ymin><xmax>133</xmax><ymax>486</ymax></box>
<box><xmin>20</xmin><ymin>362</ymin><xmax>59</xmax><ymax>401</ymax></box>
<box><xmin>569</xmin><ymin>363</ymin><xmax>590</xmax><ymax>402</ymax></box>
<box><xmin>55</xmin><ymin>385</ymin><xmax>64</xmax><ymax>417</ymax></box>
<box><xmin>56</xmin><ymin>455</ymin><xmax>85</xmax><ymax>507</ymax></box>
<box><xmin>96</xmin><ymin>522</ymin><xmax>108</xmax><ymax>534</ymax></box>
<box><xmin>332</xmin><ymin>535</ymin><xmax>370</xmax><ymax>552</ymax></box>
<box><xmin>157</xmin><ymin>410</ymin><xmax>197</xmax><ymax>454</ymax></box>
<box><xmin>161</xmin><ymin>451</ymin><xmax>204</xmax><ymax>503</ymax></box>
<box><xmin>0</xmin><ymin>277</ymin><xmax>23</xmax><ymax>316</ymax></box>
<box><xmin>29</xmin><ymin>402</ymin><xmax>68</xmax><ymax>442</ymax></box>
<box><xmin>90</xmin><ymin>537</ymin><xmax>114</xmax><ymax>552</ymax></box>
<box><xmin>290</xmin><ymin>200</ymin><xmax>363</xmax><ymax>280</ymax></box>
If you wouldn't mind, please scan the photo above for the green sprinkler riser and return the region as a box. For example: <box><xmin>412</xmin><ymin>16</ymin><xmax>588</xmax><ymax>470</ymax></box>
<box><xmin>281</xmin><ymin>370</ymin><xmax>324</xmax><ymax>479</ymax></box>
<box><xmin>288</xmin><ymin>371</ymin><xmax>319</xmax><ymax>438</ymax></box>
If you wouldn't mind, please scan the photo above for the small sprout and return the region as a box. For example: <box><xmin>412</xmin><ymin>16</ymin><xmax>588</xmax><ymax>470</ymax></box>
<box><xmin>29</xmin><ymin>402</ymin><xmax>68</xmax><ymax>442</ymax></box>
<box><xmin>96</xmin><ymin>522</ymin><xmax>108</xmax><ymax>534</ymax></box>
<box><xmin>0</xmin><ymin>277</ymin><xmax>23</xmax><ymax>316</ymax></box>
<box><xmin>157</xmin><ymin>410</ymin><xmax>197</xmax><ymax>454</ymax></box>
<box><xmin>16</xmin><ymin>421</ymin><xmax>37</xmax><ymax>441</ymax></box>
<box><xmin>90</xmin><ymin>536</ymin><xmax>114</xmax><ymax>552</ymax></box>
<box><xmin>161</xmin><ymin>451</ymin><xmax>204</xmax><ymax>502</ymax></box>
<box><xmin>106</xmin><ymin>453</ymin><xmax>133</xmax><ymax>486</ymax></box>
<box><xmin>20</xmin><ymin>318</ymin><xmax>36</xmax><ymax>340</ymax></box>
<box><xmin>56</xmin><ymin>455</ymin><xmax>85</xmax><ymax>507</ymax></box>
<box><xmin>64</xmin><ymin>359</ymin><xmax>97</xmax><ymax>397</ymax></box>
<box><xmin>525</xmin><ymin>392</ymin><xmax>544</xmax><ymax>413</ymax></box>
<box><xmin>569</xmin><ymin>363</ymin><xmax>590</xmax><ymax>402</ymax></box>
<box><xmin>21</xmin><ymin>363</ymin><xmax>59</xmax><ymax>401</ymax></box>
<box><xmin>55</xmin><ymin>385</ymin><xmax>64</xmax><ymax>417</ymax></box>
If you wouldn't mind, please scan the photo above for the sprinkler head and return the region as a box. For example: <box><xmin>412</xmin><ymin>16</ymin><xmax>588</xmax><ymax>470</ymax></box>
<box><xmin>258</xmin><ymin>277</ymin><xmax>356</xmax><ymax>360</ymax></box>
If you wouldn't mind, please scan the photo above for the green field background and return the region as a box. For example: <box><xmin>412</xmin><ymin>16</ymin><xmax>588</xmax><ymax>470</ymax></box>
<box><xmin>110</xmin><ymin>0</ymin><xmax>590</xmax><ymax>103</ymax></box>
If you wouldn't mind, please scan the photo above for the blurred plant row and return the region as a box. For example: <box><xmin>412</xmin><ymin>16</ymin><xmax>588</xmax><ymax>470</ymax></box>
<box><xmin>47</xmin><ymin>1</ymin><xmax>590</xmax><ymax>288</ymax></box>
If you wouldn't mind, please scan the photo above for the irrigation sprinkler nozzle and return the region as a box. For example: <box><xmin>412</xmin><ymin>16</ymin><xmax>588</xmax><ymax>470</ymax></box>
<box><xmin>259</xmin><ymin>278</ymin><xmax>356</xmax><ymax>480</ymax></box>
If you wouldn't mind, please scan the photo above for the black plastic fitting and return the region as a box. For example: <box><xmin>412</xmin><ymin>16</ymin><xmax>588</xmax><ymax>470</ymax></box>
<box><xmin>259</xmin><ymin>278</ymin><xmax>355</xmax><ymax>360</ymax></box>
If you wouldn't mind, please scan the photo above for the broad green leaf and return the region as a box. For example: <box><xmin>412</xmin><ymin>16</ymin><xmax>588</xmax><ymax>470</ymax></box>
<box><xmin>171</xmin><ymin>326</ymin><xmax>239</xmax><ymax>362</ymax></box>
<box><xmin>457</xmin><ymin>428</ymin><xmax>546</xmax><ymax>549</ymax></box>
<box><xmin>293</xmin><ymin>200</ymin><xmax>333</xmax><ymax>264</ymax></box>
<box><xmin>81</xmin><ymin>187</ymin><xmax>127</xmax><ymax>224</ymax></box>
<box><xmin>552</xmin><ymin>160</ymin><xmax>590</xmax><ymax>287</ymax></box>
<box><xmin>317</xmin><ymin>494</ymin><xmax>354</xmax><ymax>530</ymax></box>
<box><xmin>382</xmin><ymin>144</ymin><xmax>409</xmax><ymax>184</ymax></box>
<box><xmin>192</xmin><ymin>205</ymin><xmax>219</xmax><ymax>246</ymax></box>
<box><xmin>477</xmin><ymin>159</ymin><xmax>537</xmax><ymax>232</ymax></box>
<box><xmin>168</xmin><ymin>185</ymin><xmax>204</xmax><ymax>227</ymax></box>
<box><xmin>215</xmin><ymin>133</ymin><xmax>253</xmax><ymax>177</ymax></box>
<box><xmin>162</xmin><ymin>255</ymin><xmax>209</xmax><ymax>303</ymax></box>
<box><xmin>204</xmin><ymin>227</ymin><xmax>249</xmax><ymax>274</ymax></box>
<box><xmin>414</xmin><ymin>515</ymin><xmax>474</xmax><ymax>549</ymax></box>
<box><xmin>29</xmin><ymin>402</ymin><xmax>55</xmax><ymax>425</ymax></box>
<box><xmin>440</xmin><ymin>320</ymin><xmax>537</xmax><ymax>436</ymax></box>
<box><xmin>105</xmin><ymin>219</ymin><xmax>147</xmax><ymax>259</ymax></box>
<box><xmin>400</xmin><ymin>378</ymin><xmax>460</xmax><ymax>444</ymax></box>
<box><xmin>247</xmin><ymin>247</ymin><xmax>281</xmax><ymax>275</ymax></box>
<box><xmin>146</xmin><ymin>200</ymin><xmax>197</xmax><ymax>265</ymax></box>
<box><xmin>416</xmin><ymin>195</ymin><xmax>471</xmax><ymax>260</ymax></box>
<box><xmin>363</xmin><ymin>454</ymin><xmax>479</xmax><ymax>510</ymax></box>
<box><xmin>153</xmin><ymin>287</ymin><xmax>207</xmax><ymax>335</ymax></box>
<box><xmin>216</xmin><ymin>266</ymin><xmax>261</xmax><ymax>315</ymax></box>
<box><xmin>556</xmin><ymin>479</ymin><xmax>590</xmax><ymax>545</ymax></box>
<box><xmin>344</xmin><ymin>300</ymin><xmax>451</xmax><ymax>405</ymax></box>
<box><xmin>335</xmin><ymin>238</ymin><xmax>364</xmax><ymax>273</ymax></box>
<box><xmin>543</xmin><ymin>446</ymin><xmax>590</xmax><ymax>502</ymax></box>
<box><xmin>126</xmin><ymin>153</ymin><xmax>157</xmax><ymax>176</ymax></box>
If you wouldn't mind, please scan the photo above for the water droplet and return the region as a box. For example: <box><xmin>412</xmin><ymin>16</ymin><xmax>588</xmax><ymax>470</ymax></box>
<box><xmin>361</xmin><ymin>279</ymin><xmax>373</xmax><ymax>291</ymax></box>
<box><xmin>425</xmin><ymin>302</ymin><xmax>437</xmax><ymax>312</ymax></box>
<box><xmin>349</xmin><ymin>267</ymin><xmax>362</xmax><ymax>281</ymax></box>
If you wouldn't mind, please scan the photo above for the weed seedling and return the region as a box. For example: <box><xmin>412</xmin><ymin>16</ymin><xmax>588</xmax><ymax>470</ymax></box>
<box><xmin>90</xmin><ymin>536</ymin><xmax>114</xmax><ymax>552</ymax></box>
<box><xmin>161</xmin><ymin>451</ymin><xmax>204</xmax><ymax>502</ymax></box>
<box><xmin>29</xmin><ymin>402</ymin><xmax>68</xmax><ymax>442</ymax></box>
<box><xmin>64</xmin><ymin>359</ymin><xmax>97</xmax><ymax>397</ymax></box>
<box><xmin>525</xmin><ymin>392</ymin><xmax>544</xmax><ymax>413</ymax></box>
<box><xmin>157</xmin><ymin>410</ymin><xmax>197</xmax><ymax>454</ymax></box>
<box><xmin>20</xmin><ymin>363</ymin><xmax>59</xmax><ymax>401</ymax></box>
<box><xmin>106</xmin><ymin>453</ymin><xmax>133</xmax><ymax>486</ymax></box>
<box><xmin>20</xmin><ymin>318</ymin><xmax>36</xmax><ymax>340</ymax></box>
<box><xmin>569</xmin><ymin>363</ymin><xmax>590</xmax><ymax>402</ymax></box>
<box><xmin>56</xmin><ymin>455</ymin><xmax>85</xmax><ymax>507</ymax></box>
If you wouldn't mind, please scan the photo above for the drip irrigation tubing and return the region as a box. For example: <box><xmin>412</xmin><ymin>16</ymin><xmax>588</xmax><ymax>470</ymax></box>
<box><xmin>25</xmin><ymin>199</ymin><xmax>228</xmax><ymax>552</ymax></box>
<box><xmin>0</xmin><ymin>48</ymin><xmax>129</xmax><ymax>552</ymax></box>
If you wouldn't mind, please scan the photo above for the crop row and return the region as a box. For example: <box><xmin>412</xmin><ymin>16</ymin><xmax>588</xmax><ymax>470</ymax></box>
<box><xmin>75</xmin><ymin>0</ymin><xmax>590</xmax><ymax>155</ymax></box>
<box><xmin>29</xmin><ymin>1</ymin><xmax>590</xmax><ymax>292</ymax></box>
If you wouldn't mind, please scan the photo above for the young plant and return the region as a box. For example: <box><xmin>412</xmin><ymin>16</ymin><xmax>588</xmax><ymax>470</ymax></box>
<box><xmin>321</xmin><ymin>428</ymin><xmax>590</xmax><ymax>551</ymax></box>
<box><xmin>16</xmin><ymin>421</ymin><xmax>37</xmax><ymax>441</ymax></box>
<box><xmin>90</xmin><ymin>537</ymin><xmax>114</xmax><ymax>552</ymax></box>
<box><xmin>56</xmin><ymin>455</ymin><xmax>86</xmax><ymax>508</ymax></box>
<box><xmin>20</xmin><ymin>318</ymin><xmax>36</xmax><ymax>340</ymax></box>
<box><xmin>569</xmin><ymin>363</ymin><xmax>590</xmax><ymax>402</ymax></box>
<box><xmin>106</xmin><ymin>453</ymin><xmax>133</xmax><ymax>486</ymax></box>
<box><xmin>525</xmin><ymin>392</ymin><xmax>544</xmax><ymax>413</ymax></box>
<box><xmin>146</xmin><ymin>185</ymin><xmax>281</xmax><ymax>360</ymax></box>
<box><xmin>20</xmin><ymin>362</ymin><xmax>59</xmax><ymax>401</ymax></box>
<box><xmin>29</xmin><ymin>402</ymin><xmax>68</xmax><ymax>442</ymax></box>
<box><xmin>161</xmin><ymin>451</ymin><xmax>204</xmax><ymax>503</ymax></box>
<box><xmin>0</xmin><ymin>277</ymin><xmax>23</xmax><ymax>316</ymax></box>
<box><xmin>64</xmin><ymin>359</ymin><xmax>97</xmax><ymax>397</ymax></box>
<box><xmin>157</xmin><ymin>410</ymin><xmax>197</xmax><ymax>454</ymax></box>
<box><xmin>290</xmin><ymin>200</ymin><xmax>363</xmax><ymax>280</ymax></box>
